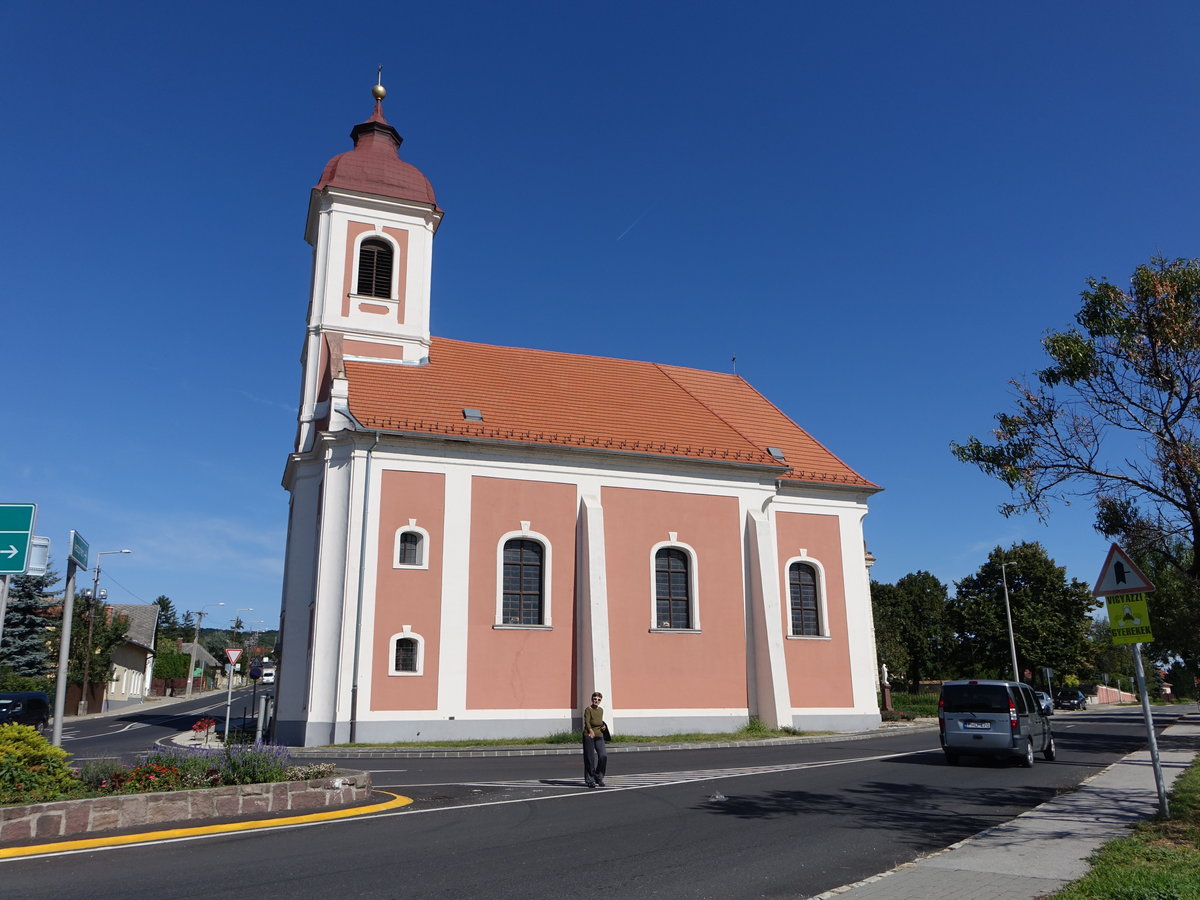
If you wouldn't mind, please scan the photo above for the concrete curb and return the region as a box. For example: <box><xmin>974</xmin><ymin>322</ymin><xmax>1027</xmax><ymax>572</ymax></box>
<box><xmin>0</xmin><ymin>769</ymin><xmax>373</xmax><ymax>846</ymax></box>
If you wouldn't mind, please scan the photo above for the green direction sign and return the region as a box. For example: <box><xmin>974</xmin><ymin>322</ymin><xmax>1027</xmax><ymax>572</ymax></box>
<box><xmin>1107</xmin><ymin>593</ymin><xmax>1154</xmax><ymax>645</ymax></box>
<box><xmin>69</xmin><ymin>530</ymin><xmax>89</xmax><ymax>570</ymax></box>
<box><xmin>0</xmin><ymin>503</ymin><xmax>38</xmax><ymax>575</ymax></box>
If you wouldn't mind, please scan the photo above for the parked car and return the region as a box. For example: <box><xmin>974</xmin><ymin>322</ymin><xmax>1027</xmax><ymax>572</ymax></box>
<box><xmin>1054</xmin><ymin>689</ymin><xmax>1087</xmax><ymax>710</ymax></box>
<box><xmin>1035</xmin><ymin>691</ymin><xmax>1054</xmax><ymax>716</ymax></box>
<box><xmin>938</xmin><ymin>680</ymin><xmax>1055</xmax><ymax>767</ymax></box>
<box><xmin>0</xmin><ymin>691</ymin><xmax>50</xmax><ymax>731</ymax></box>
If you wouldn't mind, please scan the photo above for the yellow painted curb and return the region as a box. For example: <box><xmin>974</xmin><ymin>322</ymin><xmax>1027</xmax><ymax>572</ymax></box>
<box><xmin>0</xmin><ymin>790</ymin><xmax>413</xmax><ymax>859</ymax></box>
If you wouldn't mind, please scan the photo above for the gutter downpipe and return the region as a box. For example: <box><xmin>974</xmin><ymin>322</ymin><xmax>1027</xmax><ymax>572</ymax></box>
<box><xmin>349</xmin><ymin>430</ymin><xmax>381</xmax><ymax>744</ymax></box>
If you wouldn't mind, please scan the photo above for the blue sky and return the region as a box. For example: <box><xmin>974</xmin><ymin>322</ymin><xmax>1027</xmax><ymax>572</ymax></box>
<box><xmin>4</xmin><ymin>3</ymin><xmax>1198</xmax><ymax>629</ymax></box>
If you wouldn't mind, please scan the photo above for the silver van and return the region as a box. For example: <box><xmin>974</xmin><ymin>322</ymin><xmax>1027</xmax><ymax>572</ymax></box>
<box><xmin>938</xmin><ymin>680</ymin><xmax>1056</xmax><ymax>767</ymax></box>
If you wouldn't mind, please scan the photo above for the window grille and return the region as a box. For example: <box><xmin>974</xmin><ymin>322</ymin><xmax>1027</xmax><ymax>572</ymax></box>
<box><xmin>655</xmin><ymin>548</ymin><xmax>691</xmax><ymax>629</ymax></box>
<box><xmin>789</xmin><ymin>563</ymin><xmax>821</xmax><ymax>635</ymax></box>
<box><xmin>502</xmin><ymin>539</ymin><xmax>544</xmax><ymax>625</ymax></box>
<box><xmin>394</xmin><ymin>637</ymin><xmax>418</xmax><ymax>673</ymax></box>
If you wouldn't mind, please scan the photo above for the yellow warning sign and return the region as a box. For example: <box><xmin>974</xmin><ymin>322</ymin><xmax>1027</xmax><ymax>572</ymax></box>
<box><xmin>1107</xmin><ymin>593</ymin><xmax>1153</xmax><ymax>644</ymax></box>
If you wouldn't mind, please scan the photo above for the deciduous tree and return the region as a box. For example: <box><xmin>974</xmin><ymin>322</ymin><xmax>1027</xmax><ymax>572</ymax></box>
<box><xmin>948</xmin><ymin>542</ymin><xmax>1094</xmax><ymax>683</ymax></box>
<box><xmin>871</xmin><ymin>572</ymin><xmax>950</xmax><ymax>691</ymax></box>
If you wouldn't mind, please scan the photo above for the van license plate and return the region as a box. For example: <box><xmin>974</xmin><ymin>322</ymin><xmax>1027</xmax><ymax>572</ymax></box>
<box><xmin>963</xmin><ymin>721</ymin><xmax>992</xmax><ymax>730</ymax></box>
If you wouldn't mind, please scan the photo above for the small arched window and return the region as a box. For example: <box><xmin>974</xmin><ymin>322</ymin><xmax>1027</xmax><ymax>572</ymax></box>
<box><xmin>356</xmin><ymin>238</ymin><xmax>394</xmax><ymax>298</ymax></box>
<box><xmin>394</xmin><ymin>637</ymin><xmax>419</xmax><ymax>673</ymax></box>
<box><xmin>397</xmin><ymin>531</ymin><xmax>422</xmax><ymax>566</ymax></box>
<box><xmin>655</xmin><ymin>548</ymin><xmax>692</xmax><ymax>629</ymax></box>
<box><xmin>789</xmin><ymin>563</ymin><xmax>821</xmax><ymax>636</ymax></box>
<box><xmin>502</xmin><ymin>539</ymin><xmax>544</xmax><ymax>625</ymax></box>
<box><xmin>389</xmin><ymin>628</ymin><xmax>424</xmax><ymax>675</ymax></box>
<box><xmin>393</xmin><ymin>525</ymin><xmax>430</xmax><ymax>569</ymax></box>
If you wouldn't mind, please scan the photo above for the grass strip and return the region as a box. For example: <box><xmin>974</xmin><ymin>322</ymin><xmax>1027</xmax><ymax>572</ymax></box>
<box><xmin>1048</xmin><ymin>760</ymin><xmax>1200</xmax><ymax>900</ymax></box>
<box><xmin>331</xmin><ymin>719</ymin><xmax>834</xmax><ymax>749</ymax></box>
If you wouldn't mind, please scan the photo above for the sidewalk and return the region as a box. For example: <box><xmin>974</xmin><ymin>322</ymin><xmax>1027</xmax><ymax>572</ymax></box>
<box><xmin>810</xmin><ymin>716</ymin><xmax>1200</xmax><ymax>900</ymax></box>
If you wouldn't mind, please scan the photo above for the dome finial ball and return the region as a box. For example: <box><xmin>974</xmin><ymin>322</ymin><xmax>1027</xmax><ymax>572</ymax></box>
<box><xmin>373</xmin><ymin>84</ymin><xmax>386</xmax><ymax>101</ymax></box>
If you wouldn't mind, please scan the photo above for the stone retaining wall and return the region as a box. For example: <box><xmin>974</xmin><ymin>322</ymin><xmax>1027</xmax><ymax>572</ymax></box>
<box><xmin>0</xmin><ymin>770</ymin><xmax>372</xmax><ymax>844</ymax></box>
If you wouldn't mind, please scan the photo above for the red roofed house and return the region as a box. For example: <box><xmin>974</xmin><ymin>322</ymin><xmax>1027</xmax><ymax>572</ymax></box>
<box><xmin>274</xmin><ymin>85</ymin><xmax>882</xmax><ymax>746</ymax></box>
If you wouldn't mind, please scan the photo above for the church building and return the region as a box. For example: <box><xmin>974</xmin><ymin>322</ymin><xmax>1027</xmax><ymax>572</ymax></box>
<box><xmin>274</xmin><ymin>83</ymin><xmax>882</xmax><ymax>746</ymax></box>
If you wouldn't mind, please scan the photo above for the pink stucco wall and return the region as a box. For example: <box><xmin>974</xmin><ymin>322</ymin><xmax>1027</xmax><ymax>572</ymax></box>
<box><xmin>371</xmin><ymin>469</ymin><xmax>445</xmax><ymax>711</ymax></box>
<box><xmin>775</xmin><ymin>511</ymin><xmax>853</xmax><ymax>708</ymax></box>
<box><xmin>601</xmin><ymin>487</ymin><xmax>746</xmax><ymax>710</ymax></box>
<box><xmin>466</xmin><ymin>476</ymin><xmax>578</xmax><ymax>709</ymax></box>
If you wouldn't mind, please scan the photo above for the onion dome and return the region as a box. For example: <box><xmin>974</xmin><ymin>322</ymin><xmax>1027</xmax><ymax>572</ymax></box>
<box><xmin>315</xmin><ymin>81</ymin><xmax>437</xmax><ymax>206</ymax></box>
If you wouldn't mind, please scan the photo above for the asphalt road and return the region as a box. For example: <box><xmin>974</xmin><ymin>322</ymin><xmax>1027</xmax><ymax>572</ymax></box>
<box><xmin>57</xmin><ymin>688</ymin><xmax>261</xmax><ymax>762</ymax></box>
<box><xmin>3</xmin><ymin>705</ymin><xmax>1176</xmax><ymax>899</ymax></box>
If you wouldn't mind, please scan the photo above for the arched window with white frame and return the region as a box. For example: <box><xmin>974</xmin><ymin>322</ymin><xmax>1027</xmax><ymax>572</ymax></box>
<box><xmin>786</xmin><ymin>555</ymin><xmax>830</xmax><ymax>638</ymax></box>
<box><xmin>494</xmin><ymin>526</ymin><xmax>553</xmax><ymax>628</ymax></box>
<box><xmin>650</xmin><ymin>542</ymin><xmax>700</xmax><ymax>631</ymax></box>
<box><xmin>389</xmin><ymin>627</ymin><xmax>425</xmax><ymax>676</ymax></box>
<box><xmin>393</xmin><ymin>523</ymin><xmax>430</xmax><ymax>569</ymax></box>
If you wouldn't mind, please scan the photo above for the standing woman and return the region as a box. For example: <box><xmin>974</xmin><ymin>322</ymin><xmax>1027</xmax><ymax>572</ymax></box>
<box><xmin>582</xmin><ymin>691</ymin><xmax>607</xmax><ymax>788</ymax></box>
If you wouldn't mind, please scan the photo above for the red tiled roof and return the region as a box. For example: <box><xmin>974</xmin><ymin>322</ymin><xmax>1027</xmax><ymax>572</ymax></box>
<box><xmin>343</xmin><ymin>338</ymin><xmax>876</xmax><ymax>488</ymax></box>
<box><xmin>315</xmin><ymin>102</ymin><xmax>437</xmax><ymax>207</ymax></box>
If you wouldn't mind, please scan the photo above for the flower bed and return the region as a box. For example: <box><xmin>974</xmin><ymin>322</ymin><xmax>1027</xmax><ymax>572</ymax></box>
<box><xmin>0</xmin><ymin>770</ymin><xmax>372</xmax><ymax>843</ymax></box>
<box><xmin>0</xmin><ymin>722</ymin><xmax>374</xmax><ymax>844</ymax></box>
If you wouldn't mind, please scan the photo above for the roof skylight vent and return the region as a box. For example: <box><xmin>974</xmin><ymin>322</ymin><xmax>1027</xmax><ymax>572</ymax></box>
<box><xmin>767</xmin><ymin>447</ymin><xmax>787</xmax><ymax>461</ymax></box>
<box><xmin>462</xmin><ymin>408</ymin><xmax>484</xmax><ymax>422</ymax></box>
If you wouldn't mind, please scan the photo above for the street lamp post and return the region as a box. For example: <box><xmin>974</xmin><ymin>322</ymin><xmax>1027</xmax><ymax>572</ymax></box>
<box><xmin>78</xmin><ymin>549</ymin><xmax>132</xmax><ymax>715</ymax></box>
<box><xmin>1000</xmin><ymin>560</ymin><xmax>1020</xmax><ymax>683</ymax></box>
<box><xmin>185</xmin><ymin>602</ymin><xmax>225</xmax><ymax>699</ymax></box>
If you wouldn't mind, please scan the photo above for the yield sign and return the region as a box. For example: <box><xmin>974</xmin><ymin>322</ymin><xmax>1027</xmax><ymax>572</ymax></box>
<box><xmin>225</xmin><ymin>648</ymin><xmax>244</xmax><ymax>665</ymax></box>
<box><xmin>1093</xmin><ymin>544</ymin><xmax>1155</xmax><ymax>597</ymax></box>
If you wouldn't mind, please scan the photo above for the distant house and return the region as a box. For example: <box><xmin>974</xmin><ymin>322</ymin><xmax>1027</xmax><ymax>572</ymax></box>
<box><xmin>105</xmin><ymin>604</ymin><xmax>160</xmax><ymax>710</ymax></box>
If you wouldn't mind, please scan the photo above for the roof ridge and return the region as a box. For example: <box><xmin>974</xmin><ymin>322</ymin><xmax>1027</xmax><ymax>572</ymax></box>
<box><xmin>723</xmin><ymin>373</ymin><xmax>874</xmax><ymax>488</ymax></box>
<box><xmin>654</xmin><ymin>364</ymin><xmax>780</xmax><ymax>469</ymax></box>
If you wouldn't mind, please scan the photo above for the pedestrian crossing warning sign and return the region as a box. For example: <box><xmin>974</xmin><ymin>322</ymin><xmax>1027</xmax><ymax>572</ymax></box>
<box><xmin>1106</xmin><ymin>594</ymin><xmax>1154</xmax><ymax>644</ymax></box>
<box><xmin>1093</xmin><ymin>544</ymin><xmax>1155</xmax><ymax>597</ymax></box>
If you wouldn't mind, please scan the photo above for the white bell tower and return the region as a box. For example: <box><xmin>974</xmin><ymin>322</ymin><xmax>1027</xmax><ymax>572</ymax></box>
<box><xmin>295</xmin><ymin>79</ymin><xmax>443</xmax><ymax>452</ymax></box>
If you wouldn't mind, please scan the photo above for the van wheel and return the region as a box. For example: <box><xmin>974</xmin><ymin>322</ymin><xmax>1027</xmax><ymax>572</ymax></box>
<box><xmin>1020</xmin><ymin>739</ymin><xmax>1035</xmax><ymax>768</ymax></box>
<box><xmin>944</xmin><ymin>751</ymin><xmax>959</xmax><ymax>766</ymax></box>
<box><xmin>1043</xmin><ymin>735</ymin><xmax>1056</xmax><ymax>761</ymax></box>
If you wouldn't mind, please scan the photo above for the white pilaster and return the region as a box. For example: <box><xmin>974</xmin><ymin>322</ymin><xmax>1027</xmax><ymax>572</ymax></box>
<box><xmin>745</xmin><ymin>508</ymin><xmax>791</xmax><ymax>728</ymax></box>
<box><xmin>437</xmin><ymin>468</ymin><xmax>472</xmax><ymax>716</ymax></box>
<box><xmin>577</xmin><ymin>495</ymin><xmax>612</xmax><ymax>718</ymax></box>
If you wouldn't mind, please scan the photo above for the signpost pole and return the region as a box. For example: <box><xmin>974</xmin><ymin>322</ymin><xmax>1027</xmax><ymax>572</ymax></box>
<box><xmin>222</xmin><ymin>648</ymin><xmax>243</xmax><ymax>743</ymax></box>
<box><xmin>1132</xmin><ymin>643</ymin><xmax>1169</xmax><ymax>817</ymax></box>
<box><xmin>51</xmin><ymin>559</ymin><xmax>79</xmax><ymax>746</ymax></box>
<box><xmin>52</xmin><ymin>531</ymin><xmax>89</xmax><ymax>746</ymax></box>
<box><xmin>0</xmin><ymin>575</ymin><xmax>10</xmax><ymax>652</ymax></box>
<box><xmin>224</xmin><ymin>664</ymin><xmax>235</xmax><ymax>743</ymax></box>
<box><xmin>1093</xmin><ymin>543</ymin><xmax>1169</xmax><ymax>819</ymax></box>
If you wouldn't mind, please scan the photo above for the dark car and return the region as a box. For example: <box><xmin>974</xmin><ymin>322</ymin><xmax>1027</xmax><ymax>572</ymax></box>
<box><xmin>1054</xmin><ymin>689</ymin><xmax>1087</xmax><ymax>710</ymax></box>
<box><xmin>0</xmin><ymin>691</ymin><xmax>50</xmax><ymax>730</ymax></box>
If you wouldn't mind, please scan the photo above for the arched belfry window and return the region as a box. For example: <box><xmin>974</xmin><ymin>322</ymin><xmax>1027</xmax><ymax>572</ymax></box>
<box><xmin>356</xmin><ymin>237</ymin><xmax>394</xmax><ymax>298</ymax></box>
